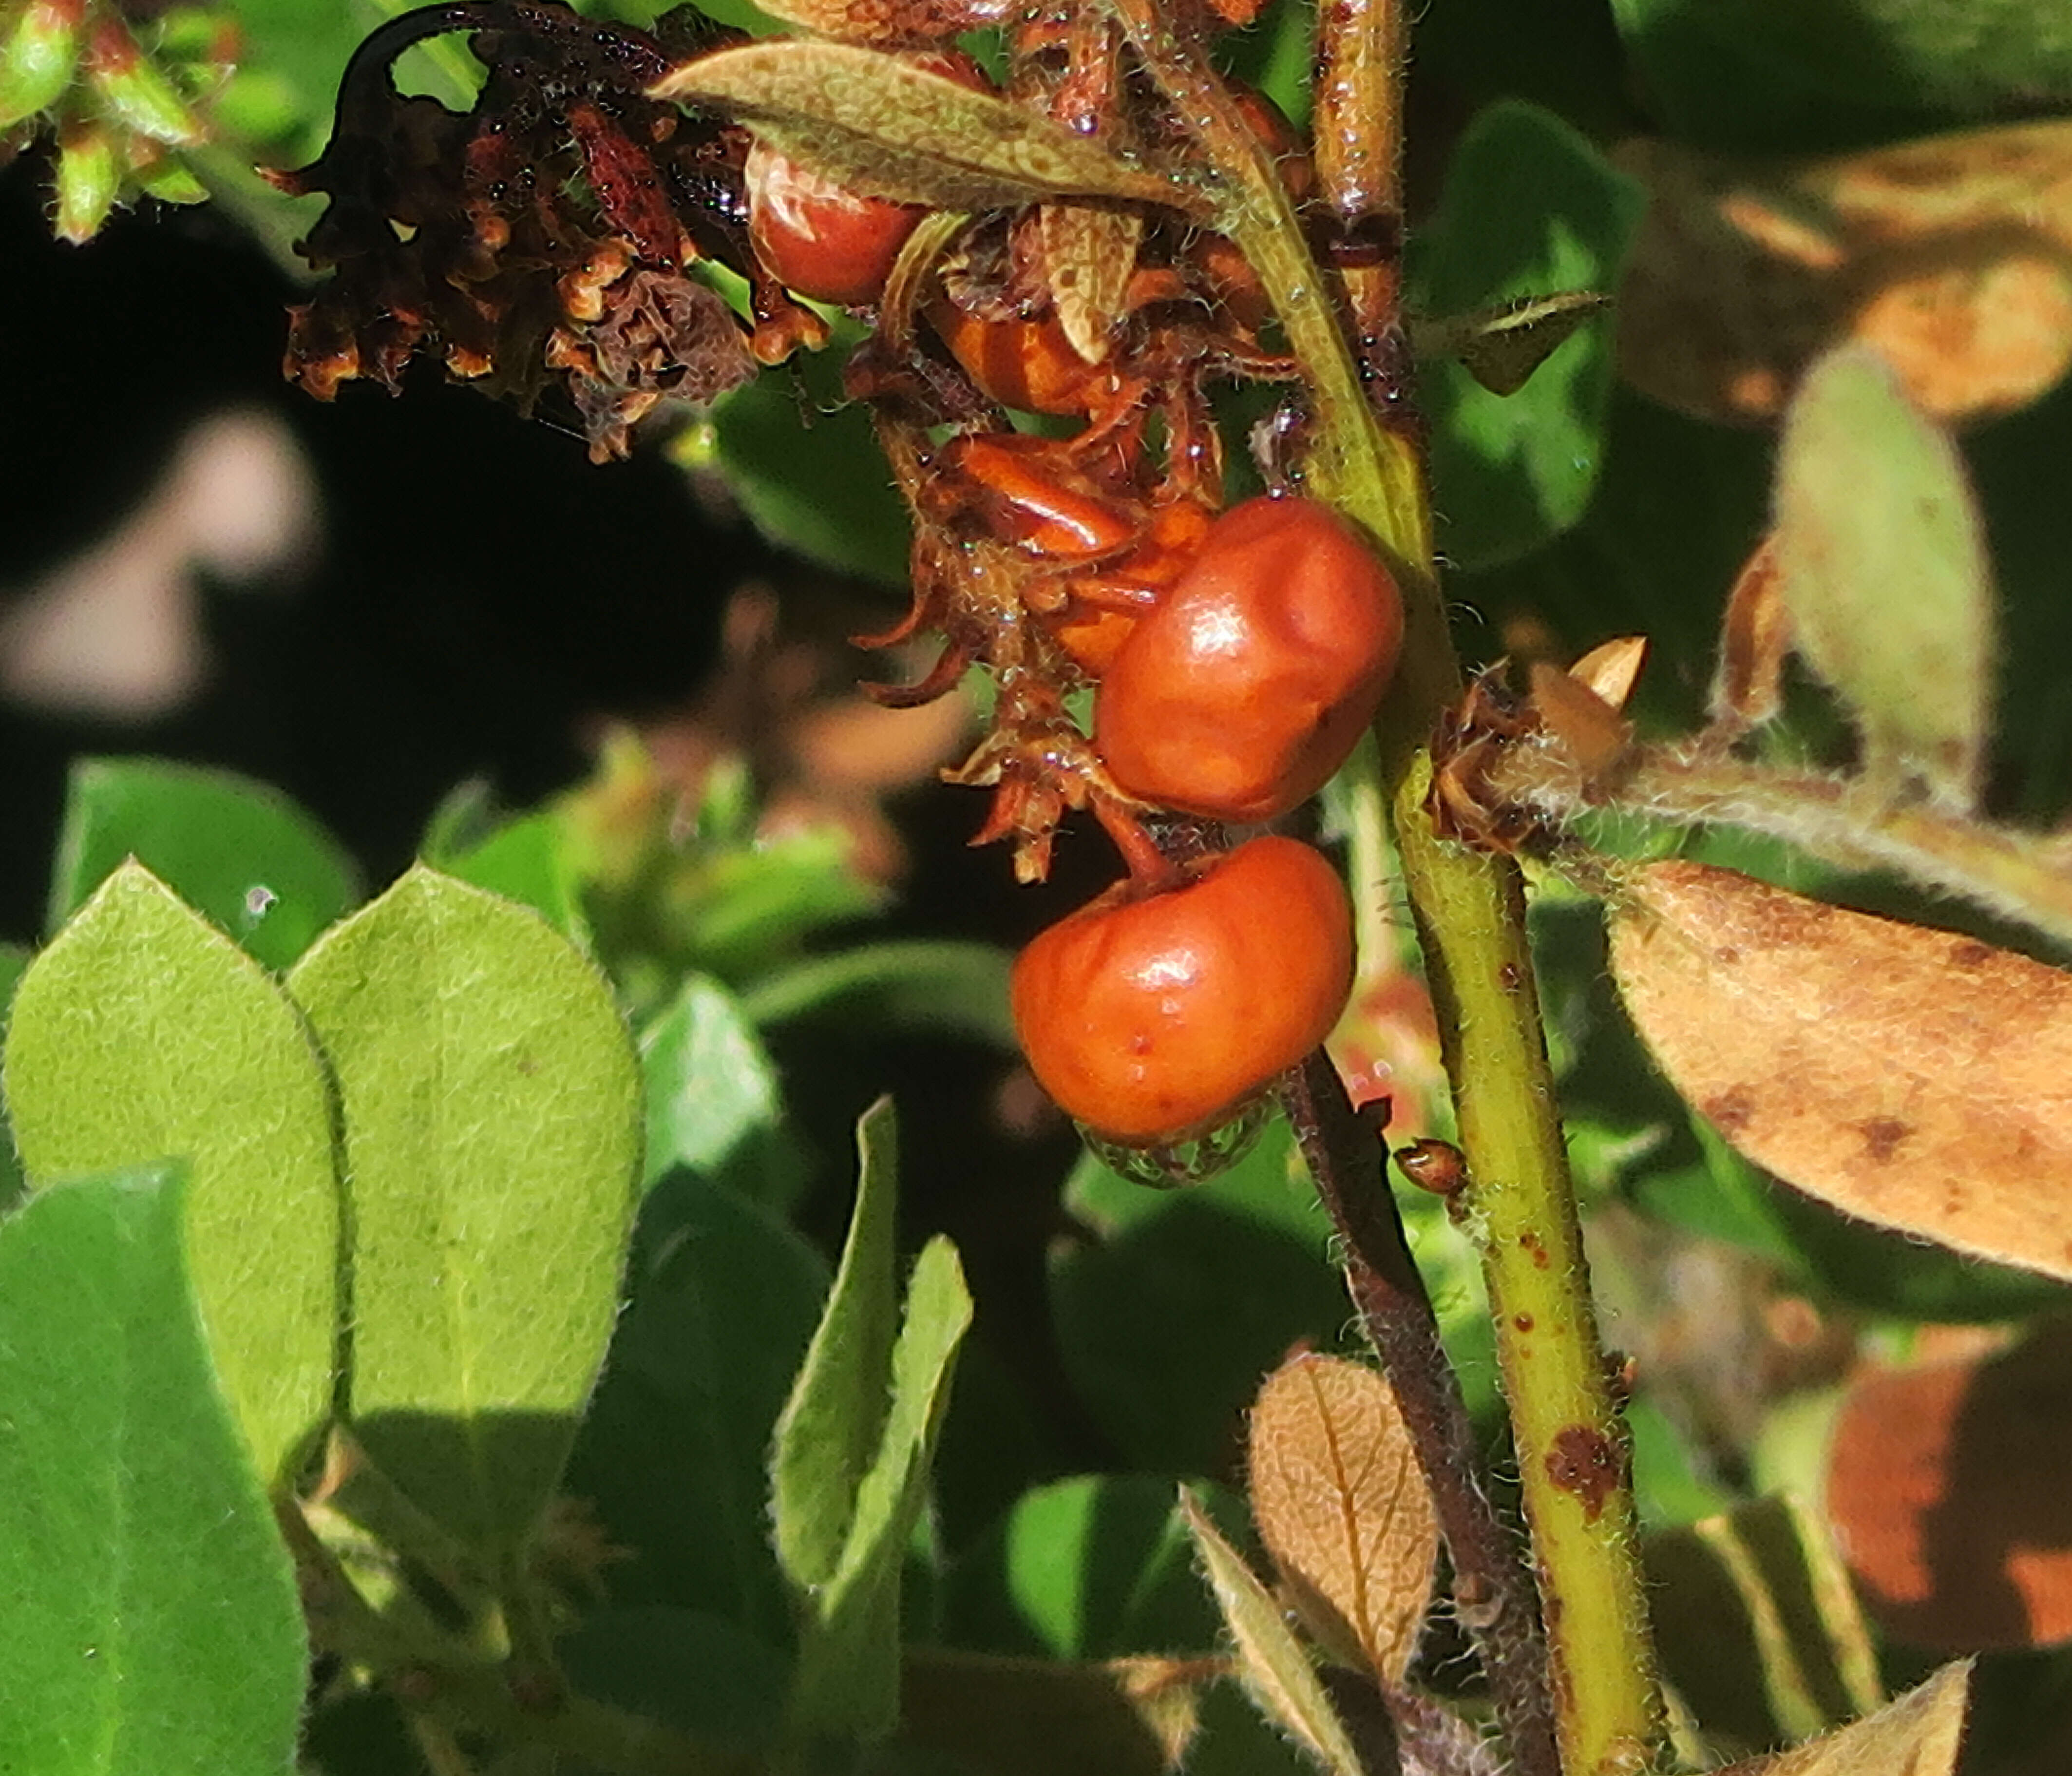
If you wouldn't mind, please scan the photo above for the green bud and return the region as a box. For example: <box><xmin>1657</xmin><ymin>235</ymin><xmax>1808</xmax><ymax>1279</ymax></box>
<box><xmin>84</xmin><ymin>19</ymin><xmax>202</xmax><ymax>146</ymax></box>
<box><xmin>135</xmin><ymin>153</ymin><xmax>206</xmax><ymax>204</ymax></box>
<box><xmin>0</xmin><ymin>0</ymin><xmax>85</xmax><ymax>132</ymax></box>
<box><xmin>53</xmin><ymin>119</ymin><xmax>119</xmax><ymax>242</ymax></box>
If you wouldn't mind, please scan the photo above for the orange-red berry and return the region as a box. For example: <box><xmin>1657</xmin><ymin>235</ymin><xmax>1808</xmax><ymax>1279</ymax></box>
<box><xmin>1094</xmin><ymin>494</ymin><xmax>1403</xmax><ymax>821</ymax></box>
<box><xmin>1010</xmin><ymin>836</ymin><xmax>1354</xmax><ymax>1143</ymax></box>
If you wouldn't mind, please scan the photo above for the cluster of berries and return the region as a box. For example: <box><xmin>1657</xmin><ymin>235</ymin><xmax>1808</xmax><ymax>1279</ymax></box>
<box><xmin>277</xmin><ymin>1</ymin><xmax>1406</xmax><ymax>1161</ymax></box>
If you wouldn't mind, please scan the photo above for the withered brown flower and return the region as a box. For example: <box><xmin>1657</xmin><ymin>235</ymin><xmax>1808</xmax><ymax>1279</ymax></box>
<box><xmin>274</xmin><ymin>0</ymin><xmax>767</xmax><ymax>460</ymax></box>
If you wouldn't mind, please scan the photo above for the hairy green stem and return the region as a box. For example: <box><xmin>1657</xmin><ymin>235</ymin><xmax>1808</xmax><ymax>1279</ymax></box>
<box><xmin>1104</xmin><ymin>3</ymin><xmax>1668</xmax><ymax>1769</ymax></box>
<box><xmin>1497</xmin><ymin>738</ymin><xmax>2072</xmax><ymax>950</ymax></box>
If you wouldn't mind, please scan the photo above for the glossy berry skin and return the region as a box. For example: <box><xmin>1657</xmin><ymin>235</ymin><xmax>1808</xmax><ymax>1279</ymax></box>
<box><xmin>1094</xmin><ymin>495</ymin><xmax>1403</xmax><ymax>822</ymax></box>
<box><xmin>745</xmin><ymin>142</ymin><xmax>924</xmax><ymax>308</ymax></box>
<box><xmin>744</xmin><ymin>52</ymin><xmax>988</xmax><ymax>308</ymax></box>
<box><xmin>1010</xmin><ymin>837</ymin><xmax>1354</xmax><ymax>1143</ymax></box>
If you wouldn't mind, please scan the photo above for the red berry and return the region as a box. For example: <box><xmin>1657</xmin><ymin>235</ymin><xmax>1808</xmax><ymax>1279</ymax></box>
<box><xmin>744</xmin><ymin>52</ymin><xmax>988</xmax><ymax>308</ymax></box>
<box><xmin>1010</xmin><ymin>837</ymin><xmax>1354</xmax><ymax>1143</ymax></box>
<box><xmin>1094</xmin><ymin>495</ymin><xmax>1404</xmax><ymax>821</ymax></box>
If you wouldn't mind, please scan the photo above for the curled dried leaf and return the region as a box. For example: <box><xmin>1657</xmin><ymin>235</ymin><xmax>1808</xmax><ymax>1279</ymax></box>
<box><xmin>1617</xmin><ymin>121</ymin><xmax>2072</xmax><ymax>424</ymax></box>
<box><xmin>655</xmin><ymin>41</ymin><xmax>1199</xmax><ymax>214</ymax></box>
<box><xmin>1773</xmin><ymin>343</ymin><xmax>1995</xmax><ymax>807</ymax></box>
<box><xmin>1040</xmin><ymin>202</ymin><xmax>1143</xmax><ymax>365</ymax></box>
<box><xmin>1246</xmin><ymin>1353</ymin><xmax>1438</xmax><ymax>1686</ymax></box>
<box><xmin>1827</xmin><ymin>1320</ymin><xmax>2072</xmax><ymax>1653</ymax></box>
<box><xmin>1709</xmin><ymin>536</ymin><xmax>1790</xmax><ymax>742</ymax></box>
<box><xmin>1528</xmin><ymin>661</ymin><xmax>1632</xmax><ymax>783</ymax></box>
<box><xmin>1567</xmin><ymin>635</ymin><xmax>1647</xmax><ymax>715</ymax></box>
<box><xmin>1712</xmin><ymin>1661</ymin><xmax>1969</xmax><ymax>1776</ymax></box>
<box><xmin>1610</xmin><ymin>862</ymin><xmax>2072</xmax><ymax>1282</ymax></box>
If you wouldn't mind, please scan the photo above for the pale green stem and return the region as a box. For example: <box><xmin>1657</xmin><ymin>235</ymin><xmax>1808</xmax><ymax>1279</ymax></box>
<box><xmin>1103</xmin><ymin>3</ymin><xmax>1669</xmax><ymax>1770</ymax></box>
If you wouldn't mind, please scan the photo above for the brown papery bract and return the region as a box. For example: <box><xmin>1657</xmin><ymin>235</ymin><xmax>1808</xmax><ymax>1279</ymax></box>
<box><xmin>1246</xmin><ymin>1352</ymin><xmax>1437</xmax><ymax>1686</ymax></box>
<box><xmin>1609</xmin><ymin>862</ymin><xmax>2072</xmax><ymax>1281</ymax></box>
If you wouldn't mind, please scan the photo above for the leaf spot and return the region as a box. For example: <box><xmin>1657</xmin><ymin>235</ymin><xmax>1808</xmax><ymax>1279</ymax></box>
<box><xmin>1860</xmin><ymin>1116</ymin><xmax>1911</xmax><ymax>1162</ymax></box>
<box><xmin>1703</xmin><ymin>1086</ymin><xmax>1758</xmax><ymax>1135</ymax></box>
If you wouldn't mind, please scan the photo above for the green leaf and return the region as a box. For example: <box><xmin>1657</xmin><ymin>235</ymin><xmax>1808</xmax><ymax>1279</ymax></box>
<box><xmin>558</xmin><ymin>1606</ymin><xmax>791</xmax><ymax>1751</ymax></box>
<box><xmin>1773</xmin><ymin>342</ymin><xmax>1996</xmax><ymax>806</ymax></box>
<box><xmin>566</xmin><ymin>1174</ymin><xmax>826</xmax><ymax>1639</ymax></box>
<box><xmin>1412</xmin><ymin>100</ymin><xmax>1645</xmax><ymax>570</ymax></box>
<box><xmin>1612</xmin><ymin>0</ymin><xmax>2072</xmax><ymax>150</ymax></box>
<box><xmin>0</xmin><ymin>941</ymin><xmax>31</xmax><ymax>1216</ymax></box>
<box><xmin>4</xmin><ymin>864</ymin><xmax>340</xmax><ymax>1487</ymax></box>
<box><xmin>49</xmin><ymin>757</ymin><xmax>360</xmax><ymax>971</ymax></box>
<box><xmin>0</xmin><ymin>1164</ymin><xmax>306</xmax><ymax>1776</ymax></box>
<box><xmin>640</xmin><ymin>974</ymin><xmax>783</xmax><ymax>1187</ymax></box>
<box><xmin>695</xmin><ymin>354</ymin><xmax>912</xmax><ymax>586</ymax></box>
<box><xmin>654</xmin><ymin>41</ymin><xmax>1196</xmax><ymax>211</ymax></box>
<box><xmin>1051</xmin><ymin>1121</ymin><xmax>1353</xmax><ymax>1473</ymax></box>
<box><xmin>287</xmin><ymin>867</ymin><xmax>640</xmax><ymax>1562</ymax></box>
<box><xmin>945</xmin><ymin>1474</ymin><xmax>1234</xmax><ymax>1659</ymax></box>
<box><xmin>1178</xmin><ymin>1489</ymin><xmax>1362</xmax><ymax>1776</ymax></box>
<box><xmin>788</xmin><ymin>1233</ymin><xmax>973</xmax><ymax>1741</ymax></box>
<box><xmin>439</xmin><ymin>811</ymin><xmax>589</xmax><ymax>943</ymax></box>
<box><xmin>771</xmin><ymin>1096</ymin><xmax>903</xmax><ymax>1592</ymax></box>
<box><xmin>742</xmin><ymin>939</ymin><xmax>1016</xmax><ymax>1046</ymax></box>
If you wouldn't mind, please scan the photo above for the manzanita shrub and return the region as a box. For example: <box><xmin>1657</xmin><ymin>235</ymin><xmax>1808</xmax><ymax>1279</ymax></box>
<box><xmin>8</xmin><ymin>0</ymin><xmax>2072</xmax><ymax>1774</ymax></box>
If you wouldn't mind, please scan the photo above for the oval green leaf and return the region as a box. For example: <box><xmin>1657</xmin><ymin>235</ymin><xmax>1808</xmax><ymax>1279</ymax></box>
<box><xmin>287</xmin><ymin>866</ymin><xmax>641</xmax><ymax>1561</ymax></box>
<box><xmin>4</xmin><ymin>862</ymin><xmax>341</xmax><ymax>1486</ymax></box>
<box><xmin>0</xmin><ymin>1164</ymin><xmax>306</xmax><ymax>1776</ymax></box>
<box><xmin>1773</xmin><ymin>342</ymin><xmax>1996</xmax><ymax>807</ymax></box>
<box><xmin>49</xmin><ymin>756</ymin><xmax>360</xmax><ymax>970</ymax></box>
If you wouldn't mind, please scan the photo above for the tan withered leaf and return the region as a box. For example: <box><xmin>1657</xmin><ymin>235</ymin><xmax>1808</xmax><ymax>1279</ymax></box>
<box><xmin>1246</xmin><ymin>1353</ymin><xmax>1437</xmax><ymax>1686</ymax></box>
<box><xmin>1040</xmin><ymin>202</ymin><xmax>1142</xmax><ymax>365</ymax></box>
<box><xmin>653</xmin><ymin>43</ymin><xmax>1197</xmax><ymax>214</ymax></box>
<box><xmin>1568</xmin><ymin>634</ymin><xmax>1647</xmax><ymax>715</ymax></box>
<box><xmin>1609</xmin><ymin>862</ymin><xmax>2072</xmax><ymax>1281</ymax></box>
<box><xmin>1827</xmin><ymin>1320</ymin><xmax>2072</xmax><ymax>1653</ymax></box>
<box><xmin>1178</xmin><ymin>1488</ymin><xmax>1363</xmax><ymax>1776</ymax></box>
<box><xmin>1528</xmin><ymin>661</ymin><xmax>1633</xmax><ymax>782</ymax></box>
<box><xmin>1617</xmin><ymin>120</ymin><xmax>2072</xmax><ymax>424</ymax></box>
<box><xmin>1709</xmin><ymin>535</ymin><xmax>1790</xmax><ymax>740</ymax></box>
<box><xmin>1715</xmin><ymin>1662</ymin><xmax>1970</xmax><ymax>1776</ymax></box>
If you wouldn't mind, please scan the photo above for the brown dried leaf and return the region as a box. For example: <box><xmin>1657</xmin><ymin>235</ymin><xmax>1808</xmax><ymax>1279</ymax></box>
<box><xmin>1528</xmin><ymin>661</ymin><xmax>1633</xmax><ymax>781</ymax></box>
<box><xmin>653</xmin><ymin>42</ymin><xmax>1196</xmax><ymax>213</ymax></box>
<box><xmin>1715</xmin><ymin>1662</ymin><xmax>1970</xmax><ymax>1776</ymax></box>
<box><xmin>1710</xmin><ymin>536</ymin><xmax>1790</xmax><ymax>741</ymax></box>
<box><xmin>1178</xmin><ymin>1488</ymin><xmax>1363</xmax><ymax>1776</ymax></box>
<box><xmin>1568</xmin><ymin>635</ymin><xmax>1647</xmax><ymax>715</ymax></box>
<box><xmin>1827</xmin><ymin>1319</ymin><xmax>2072</xmax><ymax>1653</ymax></box>
<box><xmin>1609</xmin><ymin>861</ymin><xmax>2072</xmax><ymax>1281</ymax></box>
<box><xmin>1617</xmin><ymin>120</ymin><xmax>2072</xmax><ymax>424</ymax></box>
<box><xmin>1039</xmin><ymin>202</ymin><xmax>1142</xmax><ymax>365</ymax></box>
<box><xmin>1246</xmin><ymin>1353</ymin><xmax>1437</xmax><ymax>1686</ymax></box>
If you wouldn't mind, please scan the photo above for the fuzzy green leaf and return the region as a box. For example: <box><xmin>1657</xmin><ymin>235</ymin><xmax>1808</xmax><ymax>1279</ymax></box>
<box><xmin>654</xmin><ymin>40</ymin><xmax>1195</xmax><ymax>211</ymax></box>
<box><xmin>788</xmin><ymin>1232</ymin><xmax>972</xmax><ymax>1741</ymax></box>
<box><xmin>1773</xmin><ymin>342</ymin><xmax>1996</xmax><ymax>806</ymax></box>
<box><xmin>0</xmin><ymin>1164</ymin><xmax>306</xmax><ymax>1776</ymax></box>
<box><xmin>49</xmin><ymin>757</ymin><xmax>360</xmax><ymax>970</ymax></box>
<box><xmin>4</xmin><ymin>863</ymin><xmax>340</xmax><ymax>1487</ymax></box>
<box><xmin>438</xmin><ymin>811</ymin><xmax>588</xmax><ymax>943</ymax></box>
<box><xmin>1179</xmin><ymin>1488</ymin><xmax>1362</xmax><ymax>1776</ymax></box>
<box><xmin>770</xmin><ymin>1096</ymin><xmax>903</xmax><ymax>1591</ymax></box>
<box><xmin>639</xmin><ymin>974</ymin><xmax>782</xmax><ymax>1187</ymax></box>
<box><xmin>741</xmin><ymin>938</ymin><xmax>1016</xmax><ymax>1046</ymax></box>
<box><xmin>287</xmin><ymin>866</ymin><xmax>640</xmax><ymax>1561</ymax></box>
